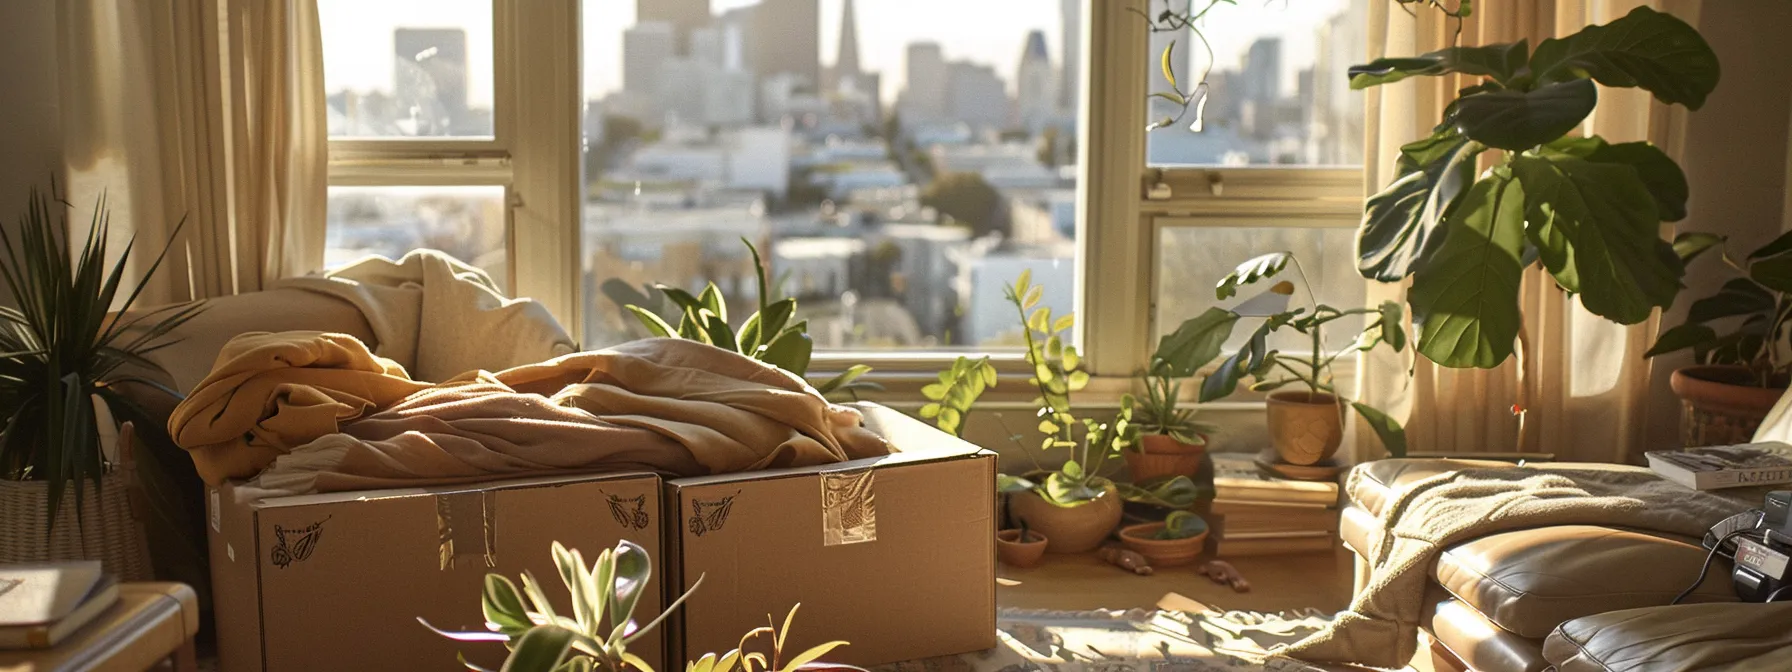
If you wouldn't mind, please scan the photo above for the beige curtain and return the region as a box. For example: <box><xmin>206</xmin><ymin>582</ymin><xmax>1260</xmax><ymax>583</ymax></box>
<box><xmin>60</xmin><ymin>0</ymin><xmax>327</xmax><ymax>305</ymax></box>
<box><xmin>1356</xmin><ymin>0</ymin><xmax>1702</xmax><ymax>464</ymax></box>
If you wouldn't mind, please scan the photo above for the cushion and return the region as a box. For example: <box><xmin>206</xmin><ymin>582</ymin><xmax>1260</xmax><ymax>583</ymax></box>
<box><xmin>1428</xmin><ymin>597</ymin><xmax>1547</xmax><ymax>672</ymax></box>
<box><xmin>1544</xmin><ymin>602</ymin><xmax>1792</xmax><ymax>671</ymax></box>
<box><xmin>1347</xmin><ymin>459</ymin><xmax>1507</xmax><ymax>516</ymax></box>
<box><xmin>1434</xmin><ymin>525</ymin><xmax>1739</xmax><ymax>639</ymax></box>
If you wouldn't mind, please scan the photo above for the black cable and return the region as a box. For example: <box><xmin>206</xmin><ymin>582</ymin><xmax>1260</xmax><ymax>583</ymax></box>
<box><xmin>1768</xmin><ymin>585</ymin><xmax>1791</xmax><ymax>603</ymax></box>
<box><xmin>1673</xmin><ymin>529</ymin><xmax>1752</xmax><ymax>605</ymax></box>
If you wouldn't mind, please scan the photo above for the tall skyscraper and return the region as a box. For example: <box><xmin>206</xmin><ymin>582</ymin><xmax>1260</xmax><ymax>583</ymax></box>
<box><xmin>1017</xmin><ymin>30</ymin><xmax>1057</xmax><ymax>131</ymax></box>
<box><xmin>947</xmin><ymin>61</ymin><xmax>1007</xmax><ymax>129</ymax></box>
<box><xmin>1240</xmin><ymin>38</ymin><xmax>1283</xmax><ymax>103</ymax></box>
<box><xmin>394</xmin><ymin>28</ymin><xmax>468</xmax><ymax>135</ymax></box>
<box><xmin>1060</xmin><ymin>0</ymin><xmax>1081</xmax><ymax>112</ymax></box>
<box><xmin>754</xmin><ymin>0</ymin><xmax>820</xmax><ymax>86</ymax></box>
<box><xmin>623</xmin><ymin>22</ymin><xmax>675</xmax><ymax>96</ymax></box>
<box><xmin>903</xmin><ymin>42</ymin><xmax>948</xmax><ymax>120</ymax></box>
<box><xmin>835</xmin><ymin>0</ymin><xmax>861</xmax><ymax>80</ymax></box>
<box><xmin>638</xmin><ymin>0</ymin><xmax>711</xmax><ymax>54</ymax></box>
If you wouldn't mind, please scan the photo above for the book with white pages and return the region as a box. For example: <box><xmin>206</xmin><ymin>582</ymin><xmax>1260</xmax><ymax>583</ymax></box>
<box><xmin>1646</xmin><ymin>442</ymin><xmax>1792</xmax><ymax>491</ymax></box>
<box><xmin>0</xmin><ymin>561</ymin><xmax>120</xmax><ymax>649</ymax></box>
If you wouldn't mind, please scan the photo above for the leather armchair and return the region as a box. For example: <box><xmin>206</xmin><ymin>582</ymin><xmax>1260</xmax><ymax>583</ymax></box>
<box><xmin>1341</xmin><ymin>458</ymin><xmax>1789</xmax><ymax>671</ymax></box>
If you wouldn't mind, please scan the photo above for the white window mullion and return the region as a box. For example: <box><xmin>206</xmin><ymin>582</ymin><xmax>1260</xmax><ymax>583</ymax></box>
<box><xmin>1077</xmin><ymin>0</ymin><xmax>1154</xmax><ymax>378</ymax></box>
<box><xmin>503</xmin><ymin>0</ymin><xmax>583</xmax><ymax>337</ymax></box>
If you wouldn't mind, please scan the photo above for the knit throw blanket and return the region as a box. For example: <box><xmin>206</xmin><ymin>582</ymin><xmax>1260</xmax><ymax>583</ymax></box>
<box><xmin>1270</xmin><ymin>465</ymin><xmax>1763</xmax><ymax>668</ymax></box>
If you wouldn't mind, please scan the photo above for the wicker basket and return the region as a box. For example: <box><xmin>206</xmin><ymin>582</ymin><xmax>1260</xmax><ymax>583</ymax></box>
<box><xmin>0</xmin><ymin>423</ymin><xmax>153</xmax><ymax>581</ymax></box>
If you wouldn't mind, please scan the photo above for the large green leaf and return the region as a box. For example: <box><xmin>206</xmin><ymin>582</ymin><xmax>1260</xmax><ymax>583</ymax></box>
<box><xmin>1645</xmin><ymin>323</ymin><xmax>1718</xmax><ymax>358</ymax></box>
<box><xmin>1685</xmin><ymin>278</ymin><xmax>1774</xmax><ymax>325</ymax></box>
<box><xmin>1453</xmin><ymin>79</ymin><xmax>1597</xmax><ymax>151</ymax></box>
<box><xmin>1358</xmin><ymin>129</ymin><xmax>1485</xmax><ymax>281</ymax></box>
<box><xmin>502</xmin><ymin>627</ymin><xmax>575</xmax><ymax>672</ymax></box>
<box><xmin>1529</xmin><ymin>5</ymin><xmax>1720</xmax><ymax>110</ymax></box>
<box><xmin>1749</xmin><ymin>253</ymin><xmax>1792</xmax><ymax>294</ymax></box>
<box><xmin>1748</xmin><ymin>230</ymin><xmax>1792</xmax><ymax>261</ymax></box>
<box><xmin>1349</xmin><ymin>41</ymin><xmax>1529</xmax><ymax>89</ymax></box>
<box><xmin>759</xmin><ymin>327</ymin><xmax>814</xmax><ymax>376</ymax></box>
<box><xmin>1152</xmin><ymin>308</ymin><xmax>1239</xmax><ymax>378</ymax></box>
<box><xmin>1215</xmin><ymin>252</ymin><xmax>1291</xmax><ymax>299</ymax></box>
<box><xmin>1671</xmin><ymin>232</ymin><xmax>1725</xmax><ymax>265</ymax></box>
<box><xmin>1409</xmin><ymin>171</ymin><xmax>1528</xmax><ymax>368</ymax></box>
<box><xmin>1545</xmin><ymin>137</ymin><xmax>1689</xmax><ymax>222</ymax></box>
<box><xmin>1351</xmin><ymin>402</ymin><xmax>1408</xmax><ymax>458</ymax></box>
<box><xmin>1510</xmin><ymin>154</ymin><xmax>1682</xmax><ymax>323</ymax></box>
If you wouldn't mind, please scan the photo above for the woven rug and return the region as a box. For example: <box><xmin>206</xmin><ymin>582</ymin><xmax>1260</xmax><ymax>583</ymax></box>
<box><xmin>877</xmin><ymin>607</ymin><xmax>1335</xmax><ymax>672</ymax></box>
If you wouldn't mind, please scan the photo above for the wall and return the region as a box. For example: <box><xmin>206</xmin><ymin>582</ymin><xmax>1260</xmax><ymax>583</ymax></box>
<box><xmin>1645</xmin><ymin>1</ymin><xmax>1792</xmax><ymax>448</ymax></box>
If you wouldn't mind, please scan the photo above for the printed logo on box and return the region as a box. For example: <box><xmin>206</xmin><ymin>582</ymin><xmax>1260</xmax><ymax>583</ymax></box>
<box><xmin>821</xmin><ymin>468</ymin><xmax>876</xmax><ymax>546</ymax></box>
<box><xmin>603</xmin><ymin>491</ymin><xmax>651</xmax><ymax>530</ymax></box>
<box><xmin>271</xmin><ymin>516</ymin><xmax>331</xmax><ymax>569</ymax></box>
<box><xmin>688</xmin><ymin>492</ymin><xmax>738</xmax><ymax>537</ymax></box>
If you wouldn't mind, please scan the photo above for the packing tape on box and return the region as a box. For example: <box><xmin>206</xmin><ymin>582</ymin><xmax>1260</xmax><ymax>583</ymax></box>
<box><xmin>820</xmin><ymin>466</ymin><xmax>877</xmax><ymax>546</ymax></box>
<box><xmin>438</xmin><ymin>490</ymin><xmax>497</xmax><ymax>570</ymax></box>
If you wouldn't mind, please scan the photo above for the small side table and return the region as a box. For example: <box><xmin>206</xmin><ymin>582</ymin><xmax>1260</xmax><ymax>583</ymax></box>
<box><xmin>0</xmin><ymin>582</ymin><xmax>200</xmax><ymax>672</ymax></box>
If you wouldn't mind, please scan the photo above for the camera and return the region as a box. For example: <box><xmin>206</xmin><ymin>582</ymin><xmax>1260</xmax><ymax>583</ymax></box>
<box><xmin>1709</xmin><ymin>491</ymin><xmax>1792</xmax><ymax>602</ymax></box>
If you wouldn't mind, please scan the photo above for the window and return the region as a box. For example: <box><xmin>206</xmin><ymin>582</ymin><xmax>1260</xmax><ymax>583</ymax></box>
<box><xmin>315</xmin><ymin>0</ymin><xmax>1366</xmax><ymax>394</ymax></box>
<box><xmin>578</xmin><ymin>0</ymin><xmax>1082</xmax><ymax>351</ymax></box>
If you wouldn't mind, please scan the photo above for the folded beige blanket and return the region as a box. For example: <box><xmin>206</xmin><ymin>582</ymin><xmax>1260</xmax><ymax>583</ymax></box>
<box><xmin>170</xmin><ymin>333</ymin><xmax>888</xmax><ymax>494</ymax></box>
<box><xmin>1273</xmin><ymin>466</ymin><xmax>1762</xmax><ymax>668</ymax></box>
<box><xmin>276</xmin><ymin>249</ymin><xmax>576</xmax><ymax>382</ymax></box>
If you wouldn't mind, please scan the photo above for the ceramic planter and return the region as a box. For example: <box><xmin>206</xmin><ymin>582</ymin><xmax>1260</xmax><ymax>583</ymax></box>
<box><xmin>1123</xmin><ymin>434</ymin><xmax>1207</xmax><ymax>482</ymax></box>
<box><xmin>1266</xmin><ymin>390</ymin><xmax>1343</xmax><ymax>466</ymax></box>
<box><xmin>1670</xmin><ymin>365</ymin><xmax>1786</xmax><ymax>447</ymax></box>
<box><xmin>1006</xmin><ymin>485</ymin><xmax>1123</xmax><ymax>553</ymax></box>
<box><xmin>1117</xmin><ymin>522</ymin><xmax>1208</xmax><ymax>568</ymax></box>
<box><xmin>995</xmin><ymin>528</ymin><xmax>1049</xmax><ymax>568</ymax></box>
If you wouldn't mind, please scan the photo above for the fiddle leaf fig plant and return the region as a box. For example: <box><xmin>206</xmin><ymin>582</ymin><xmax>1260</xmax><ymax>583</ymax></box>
<box><xmin>1167</xmin><ymin>252</ymin><xmax>1409</xmax><ymax>457</ymax></box>
<box><xmin>1352</xmin><ymin>5</ymin><xmax>1718</xmax><ymax>369</ymax></box>
<box><xmin>627</xmin><ymin>238</ymin><xmax>877</xmax><ymax>399</ymax></box>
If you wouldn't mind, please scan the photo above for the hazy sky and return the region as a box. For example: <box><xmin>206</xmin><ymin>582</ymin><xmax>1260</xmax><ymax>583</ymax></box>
<box><xmin>319</xmin><ymin>0</ymin><xmax>1350</xmax><ymax>107</ymax></box>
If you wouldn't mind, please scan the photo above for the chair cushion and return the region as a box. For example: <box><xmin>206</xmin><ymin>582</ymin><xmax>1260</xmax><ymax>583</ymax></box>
<box><xmin>1347</xmin><ymin>459</ymin><xmax>1507</xmax><ymax>516</ymax></box>
<box><xmin>1434</xmin><ymin>525</ymin><xmax>1739</xmax><ymax>639</ymax></box>
<box><xmin>1544</xmin><ymin>602</ymin><xmax>1792</xmax><ymax>672</ymax></box>
<box><xmin>1339</xmin><ymin>504</ymin><xmax>1375</xmax><ymax>558</ymax></box>
<box><xmin>1428</xmin><ymin>596</ymin><xmax>1547</xmax><ymax>672</ymax></box>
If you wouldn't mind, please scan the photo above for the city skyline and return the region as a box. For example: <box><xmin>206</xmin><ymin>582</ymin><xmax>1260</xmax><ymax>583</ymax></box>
<box><xmin>321</xmin><ymin>0</ymin><xmax>1349</xmax><ymax>109</ymax></box>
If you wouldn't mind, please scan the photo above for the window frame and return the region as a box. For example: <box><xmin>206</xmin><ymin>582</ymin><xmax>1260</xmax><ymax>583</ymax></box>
<box><xmin>319</xmin><ymin>0</ymin><xmax>1364</xmax><ymax>405</ymax></box>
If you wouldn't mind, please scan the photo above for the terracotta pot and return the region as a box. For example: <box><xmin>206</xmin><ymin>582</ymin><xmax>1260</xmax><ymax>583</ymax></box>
<box><xmin>1123</xmin><ymin>434</ymin><xmax>1207</xmax><ymax>482</ymax></box>
<box><xmin>1266</xmin><ymin>391</ymin><xmax>1344</xmax><ymax>466</ymax></box>
<box><xmin>995</xmin><ymin>528</ymin><xmax>1049</xmax><ymax>568</ymax></box>
<box><xmin>1117</xmin><ymin>522</ymin><xmax>1208</xmax><ymax>568</ymax></box>
<box><xmin>1006</xmin><ymin>485</ymin><xmax>1123</xmax><ymax>553</ymax></box>
<box><xmin>1670</xmin><ymin>365</ymin><xmax>1787</xmax><ymax>447</ymax></box>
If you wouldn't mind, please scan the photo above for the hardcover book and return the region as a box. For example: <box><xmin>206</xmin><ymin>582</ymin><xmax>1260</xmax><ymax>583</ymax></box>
<box><xmin>1211</xmin><ymin>454</ymin><xmax>1339</xmax><ymax>505</ymax></box>
<box><xmin>1645</xmin><ymin>442</ymin><xmax>1792</xmax><ymax>491</ymax></box>
<box><xmin>0</xmin><ymin>561</ymin><xmax>120</xmax><ymax>649</ymax></box>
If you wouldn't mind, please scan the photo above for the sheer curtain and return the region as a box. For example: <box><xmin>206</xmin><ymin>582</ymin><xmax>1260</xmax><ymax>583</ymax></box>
<box><xmin>60</xmin><ymin>0</ymin><xmax>327</xmax><ymax>305</ymax></box>
<box><xmin>1355</xmin><ymin>0</ymin><xmax>1703</xmax><ymax>464</ymax></box>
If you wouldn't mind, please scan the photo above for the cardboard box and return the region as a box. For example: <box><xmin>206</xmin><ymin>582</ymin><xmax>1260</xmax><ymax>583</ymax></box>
<box><xmin>208</xmin><ymin>472</ymin><xmax>664</xmax><ymax>672</ymax></box>
<box><xmin>662</xmin><ymin>404</ymin><xmax>997</xmax><ymax>666</ymax></box>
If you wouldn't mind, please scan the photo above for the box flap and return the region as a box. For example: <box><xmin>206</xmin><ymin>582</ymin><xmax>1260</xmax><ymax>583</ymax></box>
<box><xmin>670</xmin><ymin>403</ymin><xmax>991</xmax><ymax>489</ymax></box>
<box><xmin>237</xmin><ymin>470</ymin><xmax>659</xmax><ymax>509</ymax></box>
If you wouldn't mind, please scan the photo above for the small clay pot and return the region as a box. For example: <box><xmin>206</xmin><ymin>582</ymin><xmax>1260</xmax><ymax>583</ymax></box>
<box><xmin>1118</xmin><ymin>522</ymin><xmax>1208</xmax><ymax>568</ymax></box>
<box><xmin>1670</xmin><ymin>365</ymin><xmax>1787</xmax><ymax>447</ymax></box>
<box><xmin>1123</xmin><ymin>434</ymin><xmax>1207</xmax><ymax>482</ymax></box>
<box><xmin>995</xmin><ymin>529</ymin><xmax>1049</xmax><ymax>568</ymax></box>
<box><xmin>1266</xmin><ymin>391</ymin><xmax>1343</xmax><ymax>466</ymax></box>
<box><xmin>1007</xmin><ymin>485</ymin><xmax>1124</xmax><ymax>553</ymax></box>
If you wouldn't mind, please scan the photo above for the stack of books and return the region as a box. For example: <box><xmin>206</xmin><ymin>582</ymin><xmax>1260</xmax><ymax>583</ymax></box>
<box><xmin>1645</xmin><ymin>442</ymin><xmax>1792</xmax><ymax>490</ymax></box>
<box><xmin>0</xmin><ymin>561</ymin><xmax>120</xmax><ymax>649</ymax></box>
<box><xmin>1209</xmin><ymin>454</ymin><xmax>1342</xmax><ymax>556</ymax></box>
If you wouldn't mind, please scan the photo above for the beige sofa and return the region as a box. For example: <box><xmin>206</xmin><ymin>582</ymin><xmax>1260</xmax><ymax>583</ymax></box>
<box><xmin>1341</xmin><ymin>458</ymin><xmax>1791</xmax><ymax>671</ymax></box>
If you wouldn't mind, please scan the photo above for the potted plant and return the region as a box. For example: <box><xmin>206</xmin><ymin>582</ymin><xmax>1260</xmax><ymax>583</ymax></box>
<box><xmin>1125</xmin><ymin>350</ymin><xmax>1220</xmax><ymax>482</ymax></box>
<box><xmin>424</xmin><ymin>540</ymin><xmax>856</xmax><ymax>672</ymax></box>
<box><xmin>1647</xmin><ymin>232</ymin><xmax>1792</xmax><ymax>445</ymax></box>
<box><xmin>995</xmin><ymin>521</ymin><xmax>1049</xmax><ymax>569</ymax></box>
<box><xmin>625</xmin><ymin>237</ymin><xmax>878</xmax><ymax>400</ymax></box>
<box><xmin>1162</xmin><ymin>252</ymin><xmax>1409</xmax><ymax>463</ymax></box>
<box><xmin>0</xmin><ymin>187</ymin><xmax>202</xmax><ymax>576</ymax></box>
<box><xmin>1118</xmin><ymin>510</ymin><xmax>1209</xmax><ymax>568</ymax></box>
<box><xmin>1348</xmin><ymin>6</ymin><xmax>1718</xmax><ymax>370</ymax></box>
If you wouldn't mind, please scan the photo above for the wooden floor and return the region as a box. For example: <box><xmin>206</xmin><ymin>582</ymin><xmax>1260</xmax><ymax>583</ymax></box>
<box><xmin>996</xmin><ymin>546</ymin><xmax>1358</xmax><ymax>615</ymax></box>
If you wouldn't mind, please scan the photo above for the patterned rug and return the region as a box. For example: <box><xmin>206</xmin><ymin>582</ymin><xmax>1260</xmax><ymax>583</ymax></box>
<box><xmin>877</xmin><ymin>607</ymin><xmax>1335</xmax><ymax>672</ymax></box>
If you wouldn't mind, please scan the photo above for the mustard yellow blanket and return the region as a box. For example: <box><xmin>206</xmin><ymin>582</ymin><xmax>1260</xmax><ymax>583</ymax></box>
<box><xmin>170</xmin><ymin>332</ymin><xmax>887</xmax><ymax>494</ymax></box>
